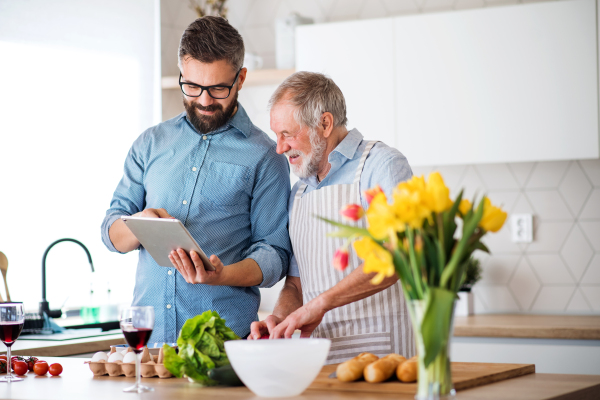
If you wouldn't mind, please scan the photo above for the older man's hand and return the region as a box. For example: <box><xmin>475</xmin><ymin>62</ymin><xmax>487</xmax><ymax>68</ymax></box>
<box><xmin>270</xmin><ymin>301</ymin><xmax>327</xmax><ymax>339</ymax></box>
<box><xmin>248</xmin><ymin>315</ymin><xmax>283</xmax><ymax>340</ymax></box>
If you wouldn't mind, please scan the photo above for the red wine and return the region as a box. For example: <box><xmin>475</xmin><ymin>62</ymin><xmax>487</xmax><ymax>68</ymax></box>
<box><xmin>0</xmin><ymin>322</ymin><xmax>24</xmax><ymax>346</ymax></box>
<box><xmin>122</xmin><ymin>328</ymin><xmax>152</xmax><ymax>353</ymax></box>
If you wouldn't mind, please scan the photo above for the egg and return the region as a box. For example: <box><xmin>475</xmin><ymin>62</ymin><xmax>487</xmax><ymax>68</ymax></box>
<box><xmin>91</xmin><ymin>352</ymin><xmax>108</xmax><ymax>362</ymax></box>
<box><xmin>121</xmin><ymin>349</ymin><xmax>129</xmax><ymax>356</ymax></box>
<box><xmin>123</xmin><ymin>352</ymin><xmax>137</xmax><ymax>363</ymax></box>
<box><xmin>108</xmin><ymin>352</ymin><xmax>124</xmax><ymax>363</ymax></box>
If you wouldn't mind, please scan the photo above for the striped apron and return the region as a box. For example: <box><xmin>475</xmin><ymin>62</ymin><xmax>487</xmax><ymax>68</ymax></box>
<box><xmin>289</xmin><ymin>141</ymin><xmax>415</xmax><ymax>364</ymax></box>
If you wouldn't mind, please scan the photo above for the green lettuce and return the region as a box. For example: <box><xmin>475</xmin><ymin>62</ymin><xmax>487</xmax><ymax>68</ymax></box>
<box><xmin>163</xmin><ymin>310</ymin><xmax>240</xmax><ymax>385</ymax></box>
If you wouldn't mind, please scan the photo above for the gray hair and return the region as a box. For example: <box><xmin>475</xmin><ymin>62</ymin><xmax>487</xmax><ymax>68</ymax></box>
<box><xmin>269</xmin><ymin>72</ymin><xmax>348</xmax><ymax>129</ymax></box>
<box><xmin>178</xmin><ymin>16</ymin><xmax>244</xmax><ymax>71</ymax></box>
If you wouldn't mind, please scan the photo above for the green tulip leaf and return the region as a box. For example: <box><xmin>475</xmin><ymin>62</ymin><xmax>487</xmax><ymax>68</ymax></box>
<box><xmin>317</xmin><ymin>217</ymin><xmax>372</xmax><ymax>238</ymax></box>
<box><xmin>421</xmin><ymin>288</ymin><xmax>456</xmax><ymax>367</ymax></box>
<box><xmin>392</xmin><ymin>248</ymin><xmax>419</xmax><ymax>300</ymax></box>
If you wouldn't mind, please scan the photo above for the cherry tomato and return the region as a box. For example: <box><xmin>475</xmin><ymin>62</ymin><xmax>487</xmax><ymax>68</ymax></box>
<box><xmin>48</xmin><ymin>363</ymin><xmax>63</xmax><ymax>376</ymax></box>
<box><xmin>260</xmin><ymin>334</ymin><xmax>270</xmax><ymax>339</ymax></box>
<box><xmin>11</xmin><ymin>356</ymin><xmax>24</xmax><ymax>365</ymax></box>
<box><xmin>13</xmin><ymin>361</ymin><xmax>27</xmax><ymax>376</ymax></box>
<box><xmin>33</xmin><ymin>361</ymin><xmax>48</xmax><ymax>376</ymax></box>
<box><xmin>26</xmin><ymin>357</ymin><xmax>38</xmax><ymax>372</ymax></box>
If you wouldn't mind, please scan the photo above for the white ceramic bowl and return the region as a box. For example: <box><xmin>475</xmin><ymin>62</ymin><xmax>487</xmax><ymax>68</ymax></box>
<box><xmin>225</xmin><ymin>338</ymin><xmax>331</xmax><ymax>398</ymax></box>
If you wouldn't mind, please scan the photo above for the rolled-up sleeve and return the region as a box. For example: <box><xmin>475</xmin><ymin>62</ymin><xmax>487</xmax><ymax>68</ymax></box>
<box><xmin>288</xmin><ymin>254</ymin><xmax>300</xmax><ymax>277</ymax></box>
<box><xmin>244</xmin><ymin>144</ymin><xmax>292</xmax><ymax>288</ymax></box>
<box><xmin>100</xmin><ymin>133</ymin><xmax>148</xmax><ymax>253</ymax></box>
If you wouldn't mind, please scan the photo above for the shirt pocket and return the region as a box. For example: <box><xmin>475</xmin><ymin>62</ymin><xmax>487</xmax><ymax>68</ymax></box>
<box><xmin>201</xmin><ymin>161</ymin><xmax>250</xmax><ymax>206</ymax></box>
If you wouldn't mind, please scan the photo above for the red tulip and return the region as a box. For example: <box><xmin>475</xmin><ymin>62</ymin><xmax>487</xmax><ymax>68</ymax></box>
<box><xmin>340</xmin><ymin>204</ymin><xmax>365</xmax><ymax>221</ymax></box>
<box><xmin>363</xmin><ymin>185</ymin><xmax>384</xmax><ymax>204</ymax></box>
<box><xmin>333</xmin><ymin>248</ymin><xmax>349</xmax><ymax>271</ymax></box>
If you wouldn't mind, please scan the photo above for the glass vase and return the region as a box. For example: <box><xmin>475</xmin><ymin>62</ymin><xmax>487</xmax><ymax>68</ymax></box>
<box><xmin>408</xmin><ymin>300</ymin><xmax>456</xmax><ymax>400</ymax></box>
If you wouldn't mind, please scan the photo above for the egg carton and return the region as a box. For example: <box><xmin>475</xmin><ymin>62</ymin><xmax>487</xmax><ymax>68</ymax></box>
<box><xmin>85</xmin><ymin>346</ymin><xmax>173</xmax><ymax>378</ymax></box>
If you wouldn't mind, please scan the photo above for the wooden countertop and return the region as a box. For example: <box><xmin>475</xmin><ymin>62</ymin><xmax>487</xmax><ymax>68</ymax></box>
<box><xmin>454</xmin><ymin>315</ymin><xmax>600</xmax><ymax>340</ymax></box>
<box><xmin>1</xmin><ymin>357</ymin><xmax>599</xmax><ymax>400</ymax></box>
<box><xmin>3</xmin><ymin>333</ymin><xmax>126</xmax><ymax>357</ymax></box>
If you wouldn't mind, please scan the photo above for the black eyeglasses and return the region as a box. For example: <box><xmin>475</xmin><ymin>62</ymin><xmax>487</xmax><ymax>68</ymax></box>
<box><xmin>179</xmin><ymin>69</ymin><xmax>242</xmax><ymax>99</ymax></box>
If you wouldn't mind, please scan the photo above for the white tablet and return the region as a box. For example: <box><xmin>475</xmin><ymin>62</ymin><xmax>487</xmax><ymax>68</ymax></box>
<box><xmin>120</xmin><ymin>216</ymin><xmax>216</xmax><ymax>271</ymax></box>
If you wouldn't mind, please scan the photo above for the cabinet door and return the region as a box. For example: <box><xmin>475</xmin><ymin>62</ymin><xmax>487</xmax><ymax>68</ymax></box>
<box><xmin>296</xmin><ymin>19</ymin><xmax>396</xmax><ymax>147</ymax></box>
<box><xmin>393</xmin><ymin>0</ymin><xmax>598</xmax><ymax>166</ymax></box>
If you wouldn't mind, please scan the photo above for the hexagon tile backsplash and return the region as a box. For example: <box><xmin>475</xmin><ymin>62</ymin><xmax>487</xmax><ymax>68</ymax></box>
<box><xmin>160</xmin><ymin>0</ymin><xmax>600</xmax><ymax>314</ymax></box>
<box><xmin>411</xmin><ymin>161</ymin><xmax>600</xmax><ymax>314</ymax></box>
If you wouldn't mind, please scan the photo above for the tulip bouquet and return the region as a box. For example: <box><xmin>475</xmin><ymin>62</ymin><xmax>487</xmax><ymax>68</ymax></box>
<box><xmin>322</xmin><ymin>172</ymin><xmax>507</xmax><ymax>399</ymax></box>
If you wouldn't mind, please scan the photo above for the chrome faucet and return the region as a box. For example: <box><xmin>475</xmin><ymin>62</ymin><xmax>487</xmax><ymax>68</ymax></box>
<box><xmin>40</xmin><ymin>238</ymin><xmax>94</xmax><ymax>318</ymax></box>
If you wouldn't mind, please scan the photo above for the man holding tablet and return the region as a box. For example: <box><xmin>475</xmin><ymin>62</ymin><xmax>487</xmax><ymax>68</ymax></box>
<box><xmin>101</xmin><ymin>17</ymin><xmax>291</xmax><ymax>343</ymax></box>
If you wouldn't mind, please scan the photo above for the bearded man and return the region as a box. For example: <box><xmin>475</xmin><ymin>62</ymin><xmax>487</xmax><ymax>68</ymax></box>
<box><xmin>249</xmin><ymin>72</ymin><xmax>415</xmax><ymax>364</ymax></box>
<box><xmin>101</xmin><ymin>17</ymin><xmax>291</xmax><ymax>343</ymax></box>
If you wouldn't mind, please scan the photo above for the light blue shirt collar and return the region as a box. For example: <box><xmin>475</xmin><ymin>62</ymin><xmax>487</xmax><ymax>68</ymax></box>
<box><xmin>299</xmin><ymin>128</ymin><xmax>364</xmax><ymax>188</ymax></box>
<box><xmin>331</xmin><ymin>128</ymin><xmax>364</xmax><ymax>161</ymax></box>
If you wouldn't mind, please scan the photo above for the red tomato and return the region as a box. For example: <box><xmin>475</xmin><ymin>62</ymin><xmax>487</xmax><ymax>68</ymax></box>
<box><xmin>0</xmin><ymin>355</ymin><xmax>6</xmax><ymax>361</ymax></box>
<box><xmin>13</xmin><ymin>361</ymin><xmax>27</xmax><ymax>376</ymax></box>
<box><xmin>260</xmin><ymin>334</ymin><xmax>270</xmax><ymax>339</ymax></box>
<box><xmin>48</xmin><ymin>363</ymin><xmax>63</xmax><ymax>376</ymax></box>
<box><xmin>26</xmin><ymin>357</ymin><xmax>38</xmax><ymax>372</ymax></box>
<box><xmin>33</xmin><ymin>361</ymin><xmax>48</xmax><ymax>376</ymax></box>
<box><xmin>11</xmin><ymin>356</ymin><xmax>24</xmax><ymax>366</ymax></box>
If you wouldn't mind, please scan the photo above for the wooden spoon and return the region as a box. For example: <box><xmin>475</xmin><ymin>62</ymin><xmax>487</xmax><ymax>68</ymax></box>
<box><xmin>0</xmin><ymin>251</ymin><xmax>10</xmax><ymax>302</ymax></box>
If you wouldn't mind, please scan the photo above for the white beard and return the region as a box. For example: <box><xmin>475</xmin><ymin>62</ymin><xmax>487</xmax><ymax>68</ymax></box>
<box><xmin>285</xmin><ymin>129</ymin><xmax>327</xmax><ymax>179</ymax></box>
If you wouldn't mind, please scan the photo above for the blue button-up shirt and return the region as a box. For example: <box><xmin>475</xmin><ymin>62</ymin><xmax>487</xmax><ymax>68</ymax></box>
<box><xmin>101</xmin><ymin>104</ymin><xmax>292</xmax><ymax>342</ymax></box>
<box><xmin>288</xmin><ymin>128</ymin><xmax>412</xmax><ymax>277</ymax></box>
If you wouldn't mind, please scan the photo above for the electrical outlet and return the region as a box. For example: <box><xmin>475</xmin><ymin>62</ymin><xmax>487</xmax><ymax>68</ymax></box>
<box><xmin>510</xmin><ymin>214</ymin><xmax>533</xmax><ymax>243</ymax></box>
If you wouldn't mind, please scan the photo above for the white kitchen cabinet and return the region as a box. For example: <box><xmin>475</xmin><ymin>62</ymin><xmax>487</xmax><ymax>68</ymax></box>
<box><xmin>296</xmin><ymin>18</ymin><xmax>396</xmax><ymax>147</ymax></box>
<box><xmin>296</xmin><ymin>0</ymin><xmax>599</xmax><ymax>166</ymax></box>
<box><xmin>452</xmin><ymin>336</ymin><xmax>600</xmax><ymax>375</ymax></box>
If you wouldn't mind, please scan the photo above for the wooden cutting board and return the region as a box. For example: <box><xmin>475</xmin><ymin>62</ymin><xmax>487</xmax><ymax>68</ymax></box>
<box><xmin>309</xmin><ymin>362</ymin><xmax>535</xmax><ymax>394</ymax></box>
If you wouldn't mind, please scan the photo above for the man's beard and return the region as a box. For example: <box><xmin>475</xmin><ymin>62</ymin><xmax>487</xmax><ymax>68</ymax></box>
<box><xmin>183</xmin><ymin>91</ymin><xmax>238</xmax><ymax>134</ymax></box>
<box><xmin>285</xmin><ymin>129</ymin><xmax>327</xmax><ymax>179</ymax></box>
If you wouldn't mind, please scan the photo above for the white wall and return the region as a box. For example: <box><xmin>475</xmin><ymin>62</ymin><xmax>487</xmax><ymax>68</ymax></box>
<box><xmin>0</xmin><ymin>0</ymin><xmax>159</xmax><ymax>312</ymax></box>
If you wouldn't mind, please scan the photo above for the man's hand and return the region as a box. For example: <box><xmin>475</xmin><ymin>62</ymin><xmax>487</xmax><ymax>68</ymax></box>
<box><xmin>109</xmin><ymin>208</ymin><xmax>174</xmax><ymax>253</ymax></box>
<box><xmin>247</xmin><ymin>276</ymin><xmax>303</xmax><ymax>339</ymax></box>
<box><xmin>248</xmin><ymin>315</ymin><xmax>283</xmax><ymax>340</ymax></box>
<box><xmin>169</xmin><ymin>249</ymin><xmax>225</xmax><ymax>285</ymax></box>
<box><xmin>133</xmin><ymin>208</ymin><xmax>174</xmax><ymax>219</ymax></box>
<box><xmin>270</xmin><ymin>300</ymin><xmax>327</xmax><ymax>339</ymax></box>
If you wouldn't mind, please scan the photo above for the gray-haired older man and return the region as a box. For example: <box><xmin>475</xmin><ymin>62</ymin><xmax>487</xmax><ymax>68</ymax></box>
<box><xmin>249</xmin><ymin>72</ymin><xmax>416</xmax><ymax>363</ymax></box>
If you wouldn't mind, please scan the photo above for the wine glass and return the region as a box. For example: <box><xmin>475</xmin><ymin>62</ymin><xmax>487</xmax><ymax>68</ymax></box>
<box><xmin>119</xmin><ymin>306</ymin><xmax>154</xmax><ymax>393</ymax></box>
<box><xmin>0</xmin><ymin>303</ymin><xmax>25</xmax><ymax>383</ymax></box>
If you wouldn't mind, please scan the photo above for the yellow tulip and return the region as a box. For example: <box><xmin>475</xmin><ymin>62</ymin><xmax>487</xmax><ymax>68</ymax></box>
<box><xmin>366</xmin><ymin>192</ymin><xmax>405</xmax><ymax>239</ymax></box>
<box><xmin>365</xmin><ymin>172</ymin><xmax>452</xmax><ymax>237</ymax></box>
<box><xmin>391</xmin><ymin>189</ymin><xmax>430</xmax><ymax>229</ymax></box>
<box><xmin>425</xmin><ymin>172</ymin><xmax>453</xmax><ymax>213</ymax></box>
<box><xmin>353</xmin><ymin>237</ymin><xmax>395</xmax><ymax>285</ymax></box>
<box><xmin>479</xmin><ymin>197</ymin><xmax>508</xmax><ymax>232</ymax></box>
<box><xmin>396</xmin><ymin>174</ymin><xmax>427</xmax><ymax>195</ymax></box>
<box><xmin>459</xmin><ymin>199</ymin><xmax>472</xmax><ymax>216</ymax></box>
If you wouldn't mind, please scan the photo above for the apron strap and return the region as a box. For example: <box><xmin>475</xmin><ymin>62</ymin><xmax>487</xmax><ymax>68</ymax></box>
<box><xmin>353</xmin><ymin>141</ymin><xmax>378</xmax><ymax>185</ymax></box>
<box><xmin>295</xmin><ymin>183</ymin><xmax>308</xmax><ymax>200</ymax></box>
